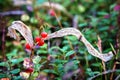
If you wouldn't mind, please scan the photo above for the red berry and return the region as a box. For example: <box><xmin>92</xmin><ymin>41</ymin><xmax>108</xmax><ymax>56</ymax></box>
<box><xmin>41</xmin><ymin>32</ymin><xmax>48</xmax><ymax>38</ymax></box>
<box><xmin>25</xmin><ymin>43</ymin><xmax>31</xmax><ymax>50</ymax></box>
<box><xmin>49</xmin><ymin>9</ymin><xmax>55</xmax><ymax>16</ymax></box>
<box><xmin>25</xmin><ymin>68</ymin><xmax>34</xmax><ymax>73</ymax></box>
<box><xmin>69</xmin><ymin>54</ymin><xmax>75</xmax><ymax>59</ymax></box>
<box><xmin>38</xmin><ymin>39</ymin><xmax>45</xmax><ymax>46</ymax></box>
<box><xmin>35</xmin><ymin>37</ymin><xmax>41</xmax><ymax>42</ymax></box>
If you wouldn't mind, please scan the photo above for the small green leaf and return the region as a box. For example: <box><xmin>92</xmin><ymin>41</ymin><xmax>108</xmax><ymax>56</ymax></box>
<box><xmin>78</xmin><ymin>23</ymin><xmax>87</xmax><ymax>27</ymax></box>
<box><xmin>91</xmin><ymin>63</ymin><xmax>101</xmax><ymax>67</ymax></box>
<box><xmin>67</xmin><ymin>36</ymin><xmax>77</xmax><ymax>41</ymax></box>
<box><xmin>34</xmin><ymin>64</ymin><xmax>42</xmax><ymax>71</ymax></box>
<box><xmin>33</xmin><ymin>72</ymin><xmax>39</xmax><ymax>77</ymax></box>
<box><xmin>93</xmin><ymin>71</ymin><xmax>100</xmax><ymax>75</ymax></box>
<box><xmin>65</xmin><ymin>50</ymin><xmax>75</xmax><ymax>57</ymax></box>
<box><xmin>0</xmin><ymin>62</ymin><xmax>9</xmax><ymax>67</ymax></box>
<box><xmin>86</xmin><ymin>68</ymin><xmax>94</xmax><ymax>76</ymax></box>
<box><xmin>6</xmin><ymin>49</ymin><xmax>18</xmax><ymax>59</ymax></box>
<box><xmin>30</xmin><ymin>17</ymin><xmax>38</xmax><ymax>24</ymax></box>
<box><xmin>33</xmin><ymin>56</ymin><xmax>41</xmax><ymax>64</ymax></box>
<box><xmin>12</xmin><ymin>76</ymin><xmax>23</xmax><ymax>80</ymax></box>
<box><xmin>43</xmin><ymin>69</ymin><xmax>58</xmax><ymax>75</ymax></box>
<box><xmin>37</xmin><ymin>50</ymin><xmax>47</xmax><ymax>54</ymax></box>
<box><xmin>49</xmin><ymin>46</ymin><xmax>64</xmax><ymax>55</ymax></box>
<box><xmin>61</xmin><ymin>46</ymin><xmax>69</xmax><ymax>52</ymax></box>
<box><xmin>73</xmin><ymin>60</ymin><xmax>80</xmax><ymax>64</ymax></box>
<box><xmin>97</xmin><ymin>12</ymin><xmax>108</xmax><ymax>16</ymax></box>
<box><xmin>10</xmin><ymin>69</ymin><xmax>20</xmax><ymax>74</ymax></box>
<box><xmin>99</xmin><ymin>26</ymin><xmax>109</xmax><ymax>31</ymax></box>
<box><xmin>53</xmin><ymin>59</ymin><xmax>67</xmax><ymax>64</ymax></box>
<box><xmin>11</xmin><ymin>58</ymin><xmax>24</xmax><ymax>64</ymax></box>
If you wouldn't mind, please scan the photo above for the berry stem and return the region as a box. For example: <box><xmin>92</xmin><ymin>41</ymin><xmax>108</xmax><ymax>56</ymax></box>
<box><xmin>30</xmin><ymin>49</ymin><xmax>34</xmax><ymax>62</ymax></box>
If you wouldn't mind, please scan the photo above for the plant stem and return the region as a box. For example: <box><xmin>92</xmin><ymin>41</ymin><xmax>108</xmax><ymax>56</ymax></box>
<box><xmin>102</xmin><ymin>61</ymin><xmax>107</xmax><ymax>80</ymax></box>
<box><xmin>85</xmin><ymin>52</ymin><xmax>89</xmax><ymax>67</ymax></box>
<box><xmin>0</xmin><ymin>16</ymin><xmax>6</xmax><ymax>61</ymax></box>
<box><xmin>2</xmin><ymin>26</ymin><xmax>6</xmax><ymax>61</ymax></box>
<box><xmin>110</xmin><ymin>62</ymin><xmax>116</xmax><ymax>80</ymax></box>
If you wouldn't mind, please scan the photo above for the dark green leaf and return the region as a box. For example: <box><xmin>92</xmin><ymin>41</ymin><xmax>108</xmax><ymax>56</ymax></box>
<box><xmin>65</xmin><ymin>50</ymin><xmax>75</xmax><ymax>57</ymax></box>
<box><xmin>10</xmin><ymin>69</ymin><xmax>20</xmax><ymax>74</ymax></box>
<box><xmin>43</xmin><ymin>69</ymin><xmax>58</xmax><ymax>75</ymax></box>
<box><xmin>11</xmin><ymin>58</ymin><xmax>24</xmax><ymax>64</ymax></box>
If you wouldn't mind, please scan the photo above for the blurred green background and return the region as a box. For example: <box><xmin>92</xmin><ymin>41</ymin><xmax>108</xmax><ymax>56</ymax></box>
<box><xmin>0</xmin><ymin>0</ymin><xmax>120</xmax><ymax>80</ymax></box>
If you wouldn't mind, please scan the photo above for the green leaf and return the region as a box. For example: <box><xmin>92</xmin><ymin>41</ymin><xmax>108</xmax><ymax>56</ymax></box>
<box><xmin>78</xmin><ymin>23</ymin><xmax>88</xmax><ymax>27</ymax></box>
<box><xmin>11</xmin><ymin>58</ymin><xmax>24</xmax><ymax>64</ymax></box>
<box><xmin>89</xmin><ymin>16</ymin><xmax>98</xmax><ymax>27</ymax></box>
<box><xmin>67</xmin><ymin>36</ymin><xmax>77</xmax><ymax>41</ymax></box>
<box><xmin>6</xmin><ymin>49</ymin><xmax>18</xmax><ymax>59</ymax></box>
<box><xmin>93</xmin><ymin>71</ymin><xmax>100</xmax><ymax>75</ymax></box>
<box><xmin>65</xmin><ymin>50</ymin><xmax>75</xmax><ymax>57</ymax></box>
<box><xmin>40</xmin><ymin>44</ymin><xmax>47</xmax><ymax>49</ymax></box>
<box><xmin>0</xmin><ymin>62</ymin><xmax>9</xmax><ymax>67</ymax></box>
<box><xmin>0</xmin><ymin>74</ymin><xmax>7</xmax><ymax>78</ymax></box>
<box><xmin>33</xmin><ymin>56</ymin><xmax>41</xmax><ymax>64</ymax></box>
<box><xmin>12</xmin><ymin>76</ymin><xmax>23</xmax><ymax>80</ymax></box>
<box><xmin>43</xmin><ymin>69</ymin><xmax>58</xmax><ymax>75</ymax></box>
<box><xmin>48</xmin><ymin>46</ymin><xmax>64</xmax><ymax>55</ymax></box>
<box><xmin>53</xmin><ymin>59</ymin><xmax>67</xmax><ymax>64</ymax></box>
<box><xmin>30</xmin><ymin>17</ymin><xmax>38</xmax><ymax>24</ymax></box>
<box><xmin>99</xmin><ymin>26</ymin><xmax>109</xmax><ymax>31</ymax></box>
<box><xmin>37</xmin><ymin>50</ymin><xmax>47</xmax><ymax>54</ymax></box>
<box><xmin>91</xmin><ymin>63</ymin><xmax>101</xmax><ymax>67</ymax></box>
<box><xmin>61</xmin><ymin>46</ymin><xmax>69</xmax><ymax>52</ymax></box>
<box><xmin>34</xmin><ymin>64</ymin><xmax>42</xmax><ymax>71</ymax></box>
<box><xmin>97</xmin><ymin>12</ymin><xmax>108</xmax><ymax>16</ymax></box>
<box><xmin>10</xmin><ymin>69</ymin><xmax>20</xmax><ymax>74</ymax></box>
<box><xmin>73</xmin><ymin>60</ymin><xmax>80</xmax><ymax>64</ymax></box>
<box><xmin>86</xmin><ymin>68</ymin><xmax>94</xmax><ymax>76</ymax></box>
<box><xmin>33</xmin><ymin>72</ymin><xmax>39</xmax><ymax>77</ymax></box>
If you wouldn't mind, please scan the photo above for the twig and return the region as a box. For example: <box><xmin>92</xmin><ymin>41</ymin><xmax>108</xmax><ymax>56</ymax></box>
<box><xmin>110</xmin><ymin>62</ymin><xmax>117</xmax><ymax>80</ymax></box>
<box><xmin>73</xmin><ymin>15</ymin><xmax>78</xmax><ymax>28</ymax></box>
<box><xmin>88</xmin><ymin>69</ymin><xmax>120</xmax><ymax>80</ymax></box>
<box><xmin>102</xmin><ymin>61</ymin><xmax>107</xmax><ymax>80</ymax></box>
<box><xmin>2</xmin><ymin>26</ymin><xmax>6</xmax><ymax>61</ymax></box>
<box><xmin>97</xmin><ymin>36</ymin><xmax>107</xmax><ymax>80</ymax></box>
<box><xmin>115</xmin><ymin>74</ymin><xmax>120</xmax><ymax>80</ymax></box>
<box><xmin>0</xmin><ymin>10</ymin><xmax>25</xmax><ymax>16</ymax></box>
<box><xmin>0</xmin><ymin>16</ymin><xmax>6</xmax><ymax>61</ymax></box>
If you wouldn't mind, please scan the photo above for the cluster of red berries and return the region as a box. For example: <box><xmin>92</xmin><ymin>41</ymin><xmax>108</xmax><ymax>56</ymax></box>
<box><xmin>25</xmin><ymin>32</ymin><xmax>48</xmax><ymax>50</ymax></box>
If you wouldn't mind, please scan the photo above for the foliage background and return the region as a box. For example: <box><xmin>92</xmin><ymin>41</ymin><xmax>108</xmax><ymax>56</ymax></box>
<box><xmin>0</xmin><ymin>0</ymin><xmax>120</xmax><ymax>80</ymax></box>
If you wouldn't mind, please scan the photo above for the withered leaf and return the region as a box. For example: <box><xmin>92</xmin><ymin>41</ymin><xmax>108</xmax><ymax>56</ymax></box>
<box><xmin>8</xmin><ymin>21</ymin><xmax>33</xmax><ymax>47</ymax></box>
<box><xmin>45</xmin><ymin>28</ymin><xmax>113</xmax><ymax>62</ymax></box>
